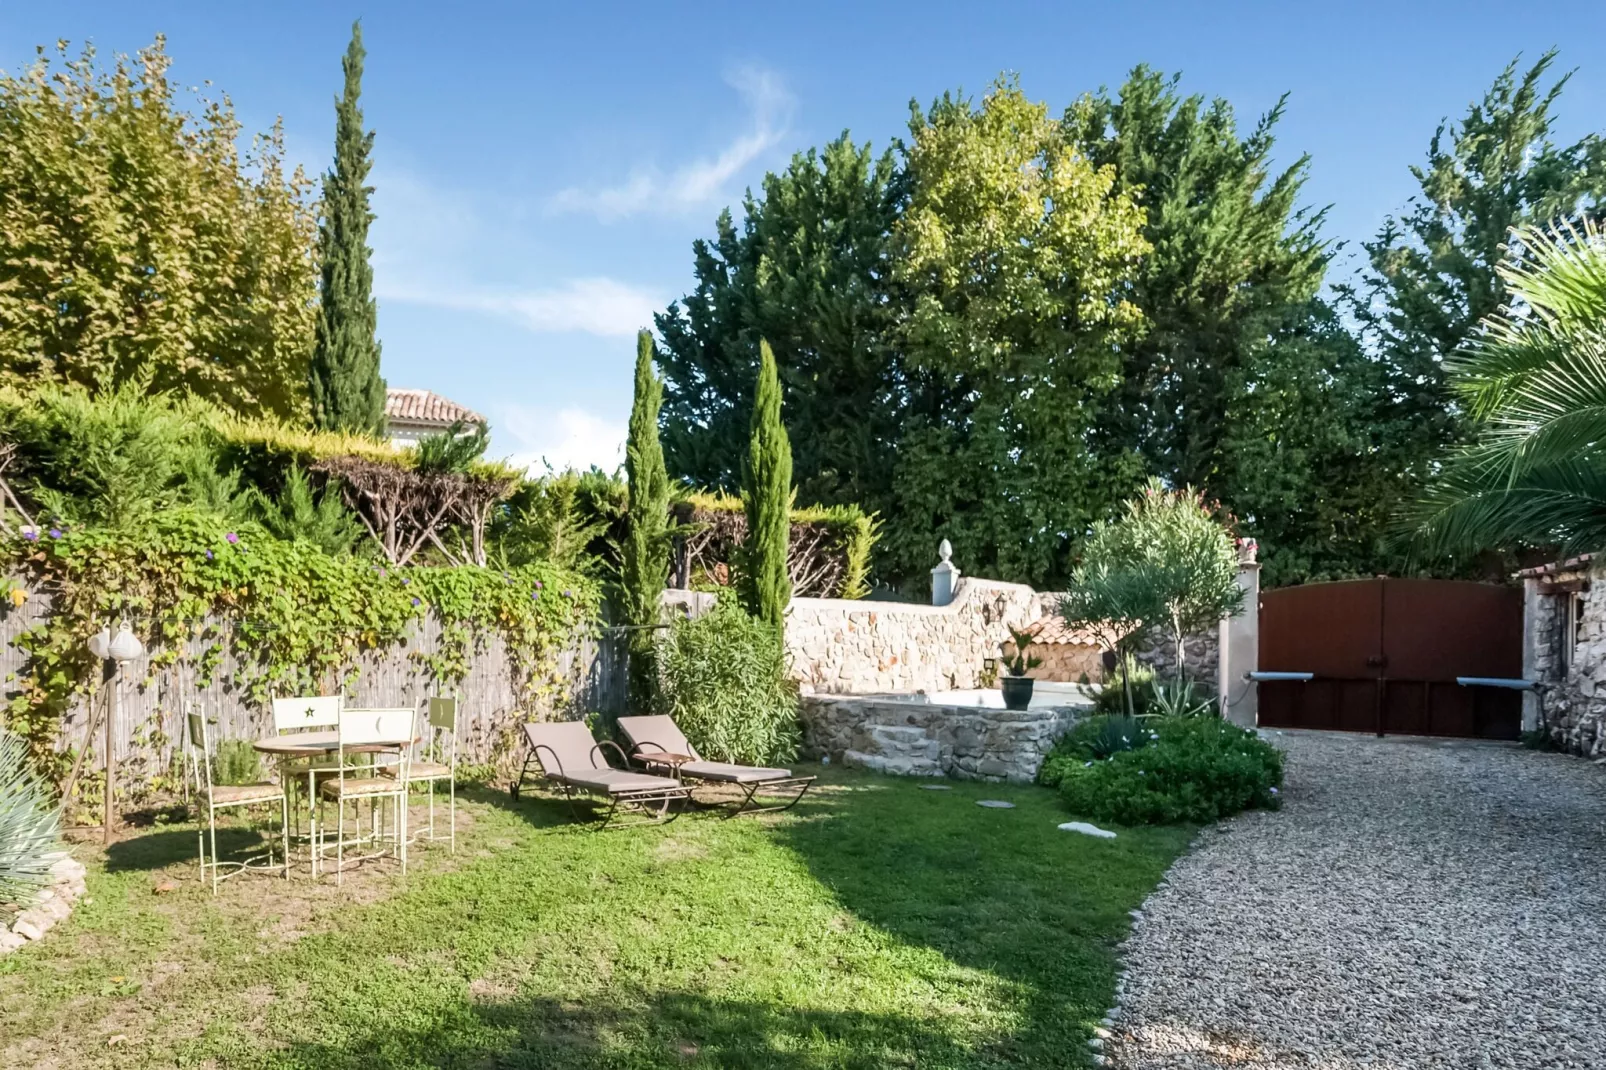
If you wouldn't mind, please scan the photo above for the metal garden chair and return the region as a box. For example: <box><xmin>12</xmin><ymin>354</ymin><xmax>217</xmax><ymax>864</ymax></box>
<box><xmin>184</xmin><ymin>706</ymin><xmax>290</xmax><ymax>894</ymax></box>
<box><xmin>313</xmin><ymin>707</ymin><xmax>412</xmax><ymax>884</ymax></box>
<box><xmin>270</xmin><ymin>694</ymin><xmax>342</xmax><ymax>841</ymax></box>
<box><xmin>381</xmin><ymin>696</ymin><xmax>458</xmax><ymax>853</ymax></box>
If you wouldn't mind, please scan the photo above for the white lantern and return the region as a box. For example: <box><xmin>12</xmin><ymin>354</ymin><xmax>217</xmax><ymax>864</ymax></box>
<box><xmin>87</xmin><ymin>626</ymin><xmax>112</xmax><ymax>660</ymax></box>
<box><xmin>108</xmin><ymin>622</ymin><xmax>144</xmax><ymax>663</ymax></box>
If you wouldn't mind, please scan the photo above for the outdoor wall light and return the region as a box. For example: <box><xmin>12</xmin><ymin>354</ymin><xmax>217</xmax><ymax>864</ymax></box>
<box><xmin>87</xmin><ymin>618</ymin><xmax>146</xmax><ymax>843</ymax></box>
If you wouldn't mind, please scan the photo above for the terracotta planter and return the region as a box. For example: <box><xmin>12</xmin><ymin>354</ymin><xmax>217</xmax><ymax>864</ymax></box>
<box><xmin>1001</xmin><ymin>675</ymin><xmax>1034</xmax><ymax>711</ymax></box>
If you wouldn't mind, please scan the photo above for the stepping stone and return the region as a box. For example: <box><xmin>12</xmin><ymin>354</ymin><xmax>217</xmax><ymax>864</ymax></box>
<box><xmin>1059</xmin><ymin>821</ymin><xmax>1118</xmax><ymax>839</ymax></box>
<box><xmin>976</xmin><ymin>800</ymin><xmax>1015</xmax><ymax>809</ymax></box>
<box><xmin>919</xmin><ymin>784</ymin><xmax>951</xmax><ymax>791</ymax></box>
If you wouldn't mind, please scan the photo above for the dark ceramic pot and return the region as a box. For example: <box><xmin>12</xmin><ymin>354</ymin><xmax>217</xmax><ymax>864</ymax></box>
<box><xmin>1000</xmin><ymin>675</ymin><xmax>1034</xmax><ymax>711</ymax></box>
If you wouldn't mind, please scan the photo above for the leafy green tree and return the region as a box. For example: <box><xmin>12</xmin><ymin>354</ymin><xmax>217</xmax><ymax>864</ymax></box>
<box><xmin>0</xmin><ymin>39</ymin><xmax>318</xmax><ymax>419</ymax></box>
<box><xmin>1065</xmin><ymin>66</ymin><xmax>1329</xmax><ymax>492</ymax></box>
<box><xmin>623</xmin><ymin>331</ymin><xmax>673</xmax><ymax>708</ymax></box>
<box><xmin>741</xmin><ymin>340</ymin><xmax>794</xmax><ymax>627</ymax></box>
<box><xmin>655</xmin><ymin>135</ymin><xmax>903</xmax><ymax>507</ymax></box>
<box><xmin>1214</xmin><ymin>299</ymin><xmax>1418</xmax><ymax>586</ymax></box>
<box><xmin>1062</xmin><ymin>479</ymin><xmax>1242</xmax><ymax>700</ymax></box>
<box><xmin>888</xmin><ymin>79</ymin><xmax>1150</xmax><ymax>589</ymax></box>
<box><xmin>1346</xmin><ymin>51</ymin><xmax>1606</xmax><ymax>463</ymax></box>
<box><xmin>1413</xmin><ymin>219</ymin><xmax>1606</xmax><ymax>556</ymax></box>
<box><xmin>493</xmin><ymin>469</ymin><xmax>614</xmax><ymax>575</ymax></box>
<box><xmin>308</xmin><ymin>22</ymin><xmax>386</xmax><ymax>436</ymax></box>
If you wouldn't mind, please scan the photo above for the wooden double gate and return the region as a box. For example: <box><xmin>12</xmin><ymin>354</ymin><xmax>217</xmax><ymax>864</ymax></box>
<box><xmin>1258</xmin><ymin>578</ymin><xmax>1523</xmax><ymax>741</ymax></box>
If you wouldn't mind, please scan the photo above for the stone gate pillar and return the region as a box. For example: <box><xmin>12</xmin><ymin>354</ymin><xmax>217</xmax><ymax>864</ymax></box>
<box><xmin>1219</xmin><ymin>543</ymin><xmax>1261</xmax><ymax>727</ymax></box>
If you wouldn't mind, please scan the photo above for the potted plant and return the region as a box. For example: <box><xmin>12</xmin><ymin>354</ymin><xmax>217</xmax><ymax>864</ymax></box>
<box><xmin>999</xmin><ymin>627</ymin><xmax>1042</xmax><ymax>710</ymax></box>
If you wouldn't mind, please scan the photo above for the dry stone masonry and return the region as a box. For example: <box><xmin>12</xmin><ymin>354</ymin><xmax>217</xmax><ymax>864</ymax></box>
<box><xmin>0</xmin><ymin>854</ymin><xmax>87</xmax><ymax>956</ymax></box>
<box><xmin>784</xmin><ymin>578</ymin><xmax>1053</xmax><ymax>695</ymax></box>
<box><xmin>1524</xmin><ymin>556</ymin><xmax>1606</xmax><ymax>755</ymax></box>
<box><xmin>799</xmin><ymin>694</ymin><xmax>1084</xmax><ymax>782</ymax></box>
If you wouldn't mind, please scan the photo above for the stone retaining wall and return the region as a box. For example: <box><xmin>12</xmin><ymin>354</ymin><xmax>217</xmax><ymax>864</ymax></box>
<box><xmin>799</xmin><ymin>694</ymin><xmax>1083</xmax><ymax>782</ymax></box>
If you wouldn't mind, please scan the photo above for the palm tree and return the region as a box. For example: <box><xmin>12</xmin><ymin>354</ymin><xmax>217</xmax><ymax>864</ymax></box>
<box><xmin>1413</xmin><ymin>219</ymin><xmax>1606</xmax><ymax>557</ymax></box>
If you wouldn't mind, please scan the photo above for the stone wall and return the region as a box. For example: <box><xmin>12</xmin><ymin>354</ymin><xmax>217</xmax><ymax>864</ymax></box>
<box><xmin>1525</xmin><ymin>559</ymin><xmax>1606</xmax><ymax>756</ymax></box>
<box><xmin>784</xmin><ymin>578</ymin><xmax>1051</xmax><ymax>695</ymax></box>
<box><xmin>799</xmin><ymin>694</ymin><xmax>1083</xmax><ymax>782</ymax></box>
<box><xmin>782</xmin><ymin>574</ymin><xmax>1230</xmax><ymax>697</ymax></box>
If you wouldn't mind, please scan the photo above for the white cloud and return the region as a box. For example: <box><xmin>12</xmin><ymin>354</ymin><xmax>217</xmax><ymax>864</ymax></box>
<box><xmin>378</xmin><ymin>277</ymin><xmax>662</xmax><ymax>338</ymax></box>
<box><xmin>549</xmin><ymin>66</ymin><xmax>795</xmax><ymax>221</ymax></box>
<box><xmin>500</xmin><ymin>405</ymin><xmax>626</xmax><ymax>474</ymax></box>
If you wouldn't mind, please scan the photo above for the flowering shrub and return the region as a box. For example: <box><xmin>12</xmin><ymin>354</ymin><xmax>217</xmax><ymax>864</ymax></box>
<box><xmin>4</xmin><ymin>509</ymin><xmax>597</xmax><ymax>782</ymax></box>
<box><xmin>1053</xmin><ymin>715</ymin><xmax>1283</xmax><ymax>825</ymax></box>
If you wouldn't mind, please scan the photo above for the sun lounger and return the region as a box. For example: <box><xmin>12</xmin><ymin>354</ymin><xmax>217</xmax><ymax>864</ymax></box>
<box><xmin>616</xmin><ymin>715</ymin><xmax>815</xmax><ymax>817</ymax></box>
<box><xmin>512</xmin><ymin>721</ymin><xmax>688</xmax><ymax>828</ymax></box>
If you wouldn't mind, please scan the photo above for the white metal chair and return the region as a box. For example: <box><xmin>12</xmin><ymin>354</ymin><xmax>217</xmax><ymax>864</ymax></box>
<box><xmin>184</xmin><ymin>706</ymin><xmax>289</xmax><ymax>894</ymax></box>
<box><xmin>382</xmin><ymin>696</ymin><xmax>458</xmax><ymax>853</ymax></box>
<box><xmin>270</xmin><ymin>695</ymin><xmax>343</xmax><ymax>842</ymax></box>
<box><xmin>314</xmin><ymin>707</ymin><xmax>412</xmax><ymax>884</ymax></box>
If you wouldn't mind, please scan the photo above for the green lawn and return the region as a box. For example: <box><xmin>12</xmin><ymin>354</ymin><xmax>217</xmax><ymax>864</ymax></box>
<box><xmin>0</xmin><ymin>767</ymin><xmax>1190</xmax><ymax>1069</ymax></box>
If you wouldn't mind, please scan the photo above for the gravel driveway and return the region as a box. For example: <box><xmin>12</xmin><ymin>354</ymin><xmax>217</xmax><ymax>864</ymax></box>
<box><xmin>1107</xmin><ymin>730</ymin><xmax>1606</xmax><ymax>1069</ymax></box>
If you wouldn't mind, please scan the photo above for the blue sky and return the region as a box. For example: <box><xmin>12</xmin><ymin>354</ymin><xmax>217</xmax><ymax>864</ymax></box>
<box><xmin>4</xmin><ymin>1</ymin><xmax>1604</xmax><ymax>473</ymax></box>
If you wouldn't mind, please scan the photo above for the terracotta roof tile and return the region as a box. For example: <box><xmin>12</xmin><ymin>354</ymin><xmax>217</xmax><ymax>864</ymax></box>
<box><xmin>385</xmin><ymin>388</ymin><xmax>484</xmax><ymax>428</ymax></box>
<box><xmin>1021</xmin><ymin>616</ymin><xmax>1107</xmax><ymax>647</ymax></box>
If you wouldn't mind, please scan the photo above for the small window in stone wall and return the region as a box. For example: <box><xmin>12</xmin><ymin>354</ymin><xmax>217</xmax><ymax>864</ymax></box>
<box><xmin>1562</xmin><ymin>592</ymin><xmax>1585</xmax><ymax>671</ymax></box>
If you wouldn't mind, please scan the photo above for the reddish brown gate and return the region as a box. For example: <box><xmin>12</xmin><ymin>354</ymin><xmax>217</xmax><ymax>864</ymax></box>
<box><xmin>1257</xmin><ymin>578</ymin><xmax>1522</xmax><ymax>740</ymax></box>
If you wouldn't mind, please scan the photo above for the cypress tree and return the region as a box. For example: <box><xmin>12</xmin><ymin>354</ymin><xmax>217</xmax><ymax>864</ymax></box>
<box><xmin>308</xmin><ymin>21</ymin><xmax>386</xmax><ymax>435</ymax></box>
<box><xmin>623</xmin><ymin>329</ymin><xmax>671</xmax><ymax>710</ymax></box>
<box><xmin>741</xmin><ymin>340</ymin><xmax>793</xmax><ymax>627</ymax></box>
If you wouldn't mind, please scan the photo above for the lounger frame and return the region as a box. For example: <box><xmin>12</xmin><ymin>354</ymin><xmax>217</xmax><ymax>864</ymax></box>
<box><xmin>512</xmin><ymin>731</ymin><xmax>687</xmax><ymax>830</ymax></box>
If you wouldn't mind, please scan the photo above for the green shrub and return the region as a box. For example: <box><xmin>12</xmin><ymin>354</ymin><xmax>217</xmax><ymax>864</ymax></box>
<box><xmin>1085</xmin><ymin>656</ymin><xmax>1156</xmax><ymax>716</ymax></box>
<box><xmin>1</xmin><ymin>728</ymin><xmax>61</xmax><ymax>903</ymax></box>
<box><xmin>657</xmin><ymin>598</ymin><xmax>799</xmax><ymax>765</ymax></box>
<box><xmin>1038</xmin><ymin>715</ymin><xmax>1156</xmax><ymax>787</ymax></box>
<box><xmin>213</xmin><ymin>739</ymin><xmax>264</xmax><ymax>786</ymax></box>
<box><xmin>1056</xmin><ymin>716</ymin><xmax>1283</xmax><ymax>825</ymax></box>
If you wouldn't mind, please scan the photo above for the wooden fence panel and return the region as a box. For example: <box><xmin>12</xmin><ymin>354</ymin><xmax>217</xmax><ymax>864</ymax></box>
<box><xmin>0</xmin><ymin>589</ymin><xmax>625</xmax><ymax>788</ymax></box>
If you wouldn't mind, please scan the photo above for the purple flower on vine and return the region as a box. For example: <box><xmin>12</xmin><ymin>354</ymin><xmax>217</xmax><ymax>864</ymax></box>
<box><xmin>377</xmin><ymin>567</ymin><xmax>388</xmax><ymax>578</ymax></box>
<box><xmin>48</xmin><ymin>528</ymin><xmax>62</xmax><ymax>539</ymax></box>
<box><xmin>20</xmin><ymin>527</ymin><xmax>38</xmax><ymax>542</ymax></box>
<box><xmin>205</xmin><ymin>549</ymin><xmax>214</xmax><ymax>560</ymax></box>
<box><xmin>533</xmin><ymin>580</ymin><xmax>543</xmax><ymax>590</ymax></box>
<box><xmin>411</xmin><ymin>597</ymin><xmax>422</xmax><ymax>607</ymax></box>
<box><xmin>225</xmin><ymin>532</ymin><xmax>239</xmax><ymax>545</ymax></box>
<box><xmin>402</xmin><ymin>577</ymin><xmax>411</xmax><ymax>586</ymax></box>
<box><xmin>563</xmin><ymin>589</ymin><xmax>574</xmax><ymax>599</ymax></box>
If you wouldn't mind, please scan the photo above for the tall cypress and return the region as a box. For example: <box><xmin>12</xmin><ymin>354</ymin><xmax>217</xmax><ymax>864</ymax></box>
<box><xmin>308</xmin><ymin>21</ymin><xmax>386</xmax><ymax>435</ymax></box>
<box><xmin>623</xmin><ymin>330</ymin><xmax>671</xmax><ymax>710</ymax></box>
<box><xmin>741</xmin><ymin>340</ymin><xmax>793</xmax><ymax>627</ymax></box>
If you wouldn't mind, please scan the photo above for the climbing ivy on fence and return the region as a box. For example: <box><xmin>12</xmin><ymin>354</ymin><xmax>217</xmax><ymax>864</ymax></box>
<box><xmin>3</xmin><ymin>508</ymin><xmax>597</xmax><ymax>783</ymax></box>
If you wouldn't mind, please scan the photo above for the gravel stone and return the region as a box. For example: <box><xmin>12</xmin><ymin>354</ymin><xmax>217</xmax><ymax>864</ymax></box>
<box><xmin>1108</xmin><ymin>731</ymin><xmax>1606</xmax><ymax>1069</ymax></box>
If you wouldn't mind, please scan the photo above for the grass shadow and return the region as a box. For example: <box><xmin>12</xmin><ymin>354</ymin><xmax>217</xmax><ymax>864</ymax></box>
<box><xmin>772</xmin><ymin>770</ymin><xmax>1192</xmax><ymax>1065</ymax></box>
<box><xmin>276</xmin><ymin>988</ymin><xmax>978</xmax><ymax>1069</ymax></box>
<box><xmin>103</xmin><ymin>825</ymin><xmax>270</xmax><ymax>873</ymax></box>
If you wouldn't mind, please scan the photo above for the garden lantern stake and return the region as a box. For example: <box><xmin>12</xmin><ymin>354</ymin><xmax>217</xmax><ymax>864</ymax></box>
<box><xmin>88</xmin><ymin>621</ymin><xmax>145</xmax><ymax>844</ymax></box>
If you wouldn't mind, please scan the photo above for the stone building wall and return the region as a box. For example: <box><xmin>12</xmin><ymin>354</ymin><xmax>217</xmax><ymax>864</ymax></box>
<box><xmin>798</xmin><ymin>694</ymin><xmax>1082</xmax><ymax>782</ymax></box>
<box><xmin>1525</xmin><ymin>558</ymin><xmax>1606</xmax><ymax>756</ymax></box>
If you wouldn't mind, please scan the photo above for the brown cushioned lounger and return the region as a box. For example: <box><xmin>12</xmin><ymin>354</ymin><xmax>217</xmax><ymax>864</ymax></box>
<box><xmin>616</xmin><ymin>715</ymin><xmax>815</xmax><ymax>817</ymax></box>
<box><xmin>512</xmin><ymin>721</ymin><xmax>688</xmax><ymax>828</ymax></box>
